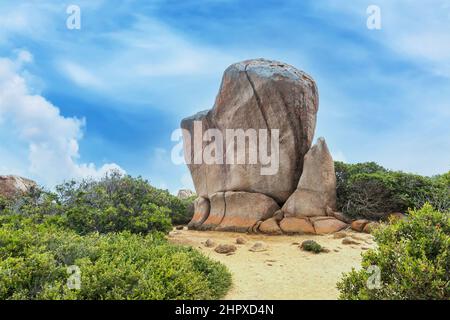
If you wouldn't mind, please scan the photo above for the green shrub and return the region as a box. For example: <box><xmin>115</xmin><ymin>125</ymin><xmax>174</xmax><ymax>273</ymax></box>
<box><xmin>0</xmin><ymin>216</ymin><xmax>231</xmax><ymax>300</ymax></box>
<box><xmin>335</xmin><ymin>162</ymin><xmax>450</xmax><ymax>219</ymax></box>
<box><xmin>301</xmin><ymin>240</ymin><xmax>324</xmax><ymax>253</ymax></box>
<box><xmin>337</xmin><ymin>204</ymin><xmax>450</xmax><ymax>300</ymax></box>
<box><xmin>1</xmin><ymin>172</ymin><xmax>197</xmax><ymax>235</ymax></box>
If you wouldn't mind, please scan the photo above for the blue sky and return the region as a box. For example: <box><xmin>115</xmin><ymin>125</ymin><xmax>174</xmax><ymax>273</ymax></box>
<box><xmin>0</xmin><ymin>0</ymin><xmax>449</xmax><ymax>193</ymax></box>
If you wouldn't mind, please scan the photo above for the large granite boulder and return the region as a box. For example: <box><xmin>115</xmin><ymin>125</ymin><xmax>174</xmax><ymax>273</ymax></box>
<box><xmin>198</xmin><ymin>191</ymin><xmax>279</xmax><ymax>232</ymax></box>
<box><xmin>282</xmin><ymin>138</ymin><xmax>337</xmax><ymax>217</ymax></box>
<box><xmin>181</xmin><ymin>58</ymin><xmax>318</xmax><ymax>204</ymax></box>
<box><xmin>0</xmin><ymin>175</ymin><xmax>36</xmax><ymax>199</ymax></box>
<box><xmin>183</xmin><ymin>59</ymin><xmax>349</xmax><ymax>234</ymax></box>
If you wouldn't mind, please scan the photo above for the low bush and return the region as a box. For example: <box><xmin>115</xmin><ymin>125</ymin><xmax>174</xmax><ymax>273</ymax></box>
<box><xmin>301</xmin><ymin>240</ymin><xmax>324</xmax><ymax>254</ymax></box>
<box><xmin>0</xmin><ymin>215</ymin><xmax>231</xmax><ymax>300</ymax></box>
<box><xmin>337</xmin><ymin>204</ymin><xmax>449</xmax><ymax>300</ymax></box>
<box><xmin>335</xmin><ymin>161</ymin><xmax>449</xmax><ymax>219</ymax></box>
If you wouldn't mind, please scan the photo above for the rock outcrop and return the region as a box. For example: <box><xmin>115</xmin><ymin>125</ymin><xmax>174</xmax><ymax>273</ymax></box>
<box><xmin>281</xmin><ymin>138</ymin><xmax>336</xmax><ymax>217</ymax></box>
<box><xmin>181</xmin><ymin>58</ymin><xmax>318</xmax><ymax>204</ymax></box>
<box><xmin>0</xmin><ymin>175</ymin><xmax>36</xmax><ymax>199</ymax></box>
<box><xmin>183</xmin><ymin>59</ymin><xmax>352</xmax><ymax>234</ymax></box>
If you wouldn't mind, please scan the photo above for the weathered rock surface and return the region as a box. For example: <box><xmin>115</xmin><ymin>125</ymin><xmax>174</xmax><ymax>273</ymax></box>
<box><xmin>279</xmin><ymin>217</ymin><xmax>315</xmax><ymax>234</ymax></box>
<box><xmin>217</xmin><ymin>192</ymin><xmax>280</xmax><ymax>232</ymax></box>
<box><xmin>199</xmin><ymin>191</ymin><xmax>279</xmax><ymax>232</ymax></box>
<box><xmin>181</xmin><ymin>59</ymin><xmax>319</xmax><ymax>203</ymax></box>
<box><xmin>311</xmin><ymin>217</ymin><xmax>348</xmax><ymax>234</ymax></box>
<box><xmin>282</xmin><ymin>138</ymin><xmax>336</xmax><ymax>217</ymax></box>
<box><xmin>351</xmin><ymin>219</ymin><xmax>370</xmax><ymax>232</ymax></box>
<box><xmin>215</xmin><ymin>244</ymin><xmax>237</xmax><ymax>254</ymax></box>
<box><xmin>188</xmin><ymin>197</ymin><xmax>210</xmax><ymax>230</ymax></box>
<box><xmin>259</xmin><ymin>217</ymin><xmax>283</xmax><ymax>235</ymax></box>
<box><xmin>249</xmin><ymin>241</ymin><xmax>268</xmax><ymax>252</ymax></box>
<box><xmin>199</xmin><ymin>192</ymin><xmax>226</xmax><ymax>230</ymax></box>
<box><xmin>342</xmin><ymin>238</ymin><xmax>360</xmax><ymax>245</ymax></box>
<box><xmin>183</xmin><ymin>59</ymin><xmax>352</xmax><ymax>235</ymax></box>
<box><xmin>333</xmin><ymin>231</ymin><xmax>347</xmax><ymax>239</ymax></box>
<box><xmin>0</xmin><ymin>175</ymin><xmax>36</xmax><ymax>199</ymax></box>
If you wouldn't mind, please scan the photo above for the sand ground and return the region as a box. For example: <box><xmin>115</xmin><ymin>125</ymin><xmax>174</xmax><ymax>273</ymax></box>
<box><xmin>168</xmin><ymin>228</ymin><xmax>375</xmax><ymax>300</ymax></box>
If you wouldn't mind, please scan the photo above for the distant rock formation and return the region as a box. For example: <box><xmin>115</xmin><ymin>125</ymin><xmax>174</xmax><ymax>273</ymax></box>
<box><xmin>0</xmin><ymin>175</ymin><xmax>37</xmax><ymax>199</ymax></box>
<box><xmin>183</xmin><ymin>59</ymin><xmax>348</xmax><ymax>234</ymax></box>
<box><xmin>177</xmin><ymin>189</ymin><xmax>196</xmax><ymax>199</ymax></box>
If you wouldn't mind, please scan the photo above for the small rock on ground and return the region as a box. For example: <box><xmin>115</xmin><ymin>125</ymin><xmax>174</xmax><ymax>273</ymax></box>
<box><xmin>249</xmin><ymin>241</ymin><xmax>268</xmax><ymax>252</ymax></box>
<box><xmin>204</xmin><ymin>239</ymin><xmax>216</xmax><ymax>248</ymax></box>
<box><xmin>342</xmin><ymin>237</ymin><xmax>360</xmax><ymax>245</ymax></box>
<box><xmin>215</xmin><ymin>244</ymin><xmax>237</xmax><ymax>254</ymax></box>
<box><xmin>333</xmin><ymin>231</ymin><xmax>347</xmax><ymax>239</ymax></box>
<box><xmin>236</xmin><ymin>237</ymin><xmax>247</xmax><ymax>245</ymax></box>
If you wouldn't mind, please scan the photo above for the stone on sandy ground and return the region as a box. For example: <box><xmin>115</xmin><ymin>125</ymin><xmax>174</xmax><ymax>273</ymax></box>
<box><xmin>215</xmin><ymin>244</ymin><xmax>237</xmax><ymax>254</ymax></box>
<box><xmin>350</xmin><ymin>234</ymin><xmax>366</xmax><ymax>242</ymax></box>
<box><xmin>236</xmin><ymin>237</ymin><xmax>247</xmax><ymax>245</ymax></box>
<box><xmin>188</xmin><ymin>197</ymin><xmax>210</xmax><ymax>230</ymax></box>
<box><xmin>249</xmin><ymin>241</ymin><xmax>268</xmax><ymax>252</ymax></box>
<box><xmin>351</xmin><ymin>219</ymin><xmax>370</xmax><ymax>232</ymax></box>
<box><xmin>342</xmin><ymin>237</ymin><xmax>360</xmax><ymax>245</ymax></box>
<box><xmin>175</xmin><ymin>225</ymin><xmax>184</xmax><ymax>230</ymax></box>
<box><xmin>279</xmin><ymin>217</ymin><xmax>315</xmax><ymax>234</ymax></box>
<box><xmin>181</xmin><ymin>59</ymin><xmax>319</xmax><ymax>204</ymax></box>
<box><xmin>259</xmin><ymin>217</ymin><xmax>283</xmax><ymax>235</ymax></box>
<box><xmin>282</xmin><ymin>138</ymin><xmax>336</xmax><ymax>217</ymax></box>
<box><xmin>363</xmin><ymin>222</ymin><xmax>381</xmax><ymax>234</ymax></box>
<box><xmin>333</xmin><ymin>231</ymin><xmax>347</xmax><ymax>239</ymax></box>
<box><xmin>311</xmin><ymin>217</ymin><xmax>348</xmax><ymax>234</ymax></box>
<box><xmin>204</xmin><ymin>239</ymin><xmax>216</xmax><ymax>248</ymax></box>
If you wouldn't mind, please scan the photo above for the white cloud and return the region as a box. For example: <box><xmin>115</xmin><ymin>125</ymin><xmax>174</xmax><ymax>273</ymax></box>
<box><xmin>0</xmin><ymin>51</ymin><xmax>124</xmax><ymax>186</ymax></box>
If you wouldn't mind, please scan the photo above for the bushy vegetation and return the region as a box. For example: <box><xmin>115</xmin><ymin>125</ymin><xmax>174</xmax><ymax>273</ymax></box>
<box><xmin>0</xmin><ymin>173</ymin><xmax>231</xmax><ymax>300</ymax></box>
<box><xmin>301</xmin><ymin>240</ymin><xmax>325</xmax><ymax>254</ymax></box>
<box><xmin>1</xmin><ymin>172</ymin><xmax>195</xmax><ymax>235</ymax></box>
<box><xmin>337</xmin><ymin>204</ymin><xmax>449</xmax><ymax>300</ymax></box>
<box><xmin>335</xmin><ymin>161</ymin><xmax>450</xmax><ymax>219</ymax></box>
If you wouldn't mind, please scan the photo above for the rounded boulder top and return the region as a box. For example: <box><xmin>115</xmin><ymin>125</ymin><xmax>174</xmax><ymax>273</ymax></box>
<box><xmin>225</xmin><ymin>58</ymin><xmax>317</xmax><ymax>87</ymax></box>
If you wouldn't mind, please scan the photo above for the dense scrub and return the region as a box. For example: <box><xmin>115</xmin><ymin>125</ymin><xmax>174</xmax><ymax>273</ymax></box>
<box><xmin>335</xmin><ymin>162</ymin><xmax>449</xmax><ymax>219</ymax></box>
<box><xmin>0</xmin><ymin>174</ymin><xmax>231</xmax><ymax>300</ymax></box>
<box><xmin>1</xmin><ymin>172</ymin><xmax>195</xmax><ymax>235</ymax></box>
<box><xmin>337</xmin><ymin>204</ymin><xmax>449</xmax><ymax>300</ymax></box>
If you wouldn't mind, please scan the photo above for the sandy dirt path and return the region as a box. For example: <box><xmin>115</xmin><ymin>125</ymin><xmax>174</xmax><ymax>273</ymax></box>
<box><xmin>168</xmin><ymin>229</ymin><xmax>375</xmax><ymax>300</ymax></box>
